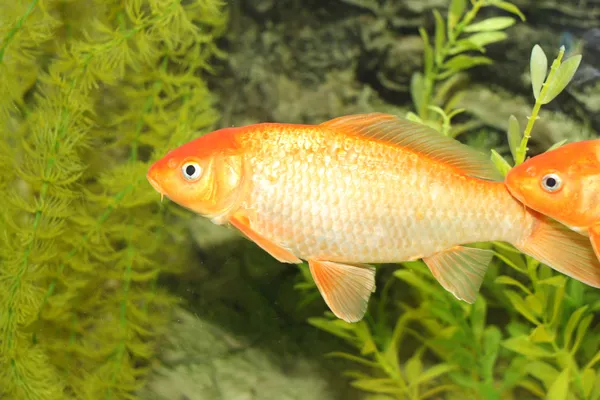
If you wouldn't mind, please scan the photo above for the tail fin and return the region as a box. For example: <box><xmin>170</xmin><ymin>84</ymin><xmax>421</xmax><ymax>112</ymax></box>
<box><xmin>515</xmin><ymin>213</ymin><xmax>600</xmax><ymax>288</ymax></box>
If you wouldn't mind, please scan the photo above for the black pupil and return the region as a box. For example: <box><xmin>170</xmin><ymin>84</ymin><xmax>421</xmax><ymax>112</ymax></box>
<box><xmin>545</xmin><ymin>177</ymin><xmax>556</xmax><ymax>188</ymax></box>
<box><xmin>185</xmin><ymin>165</ymin><xmax>196</xmax><ymax>176</ymax></box>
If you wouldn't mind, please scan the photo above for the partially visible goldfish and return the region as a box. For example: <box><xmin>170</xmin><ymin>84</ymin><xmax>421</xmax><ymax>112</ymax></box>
<box><xmin>506</xmin><ymin>139</ymin><xmax>600</xmax><ymax>265</ymax></box>
<box><xmin>147</xmin><ymin>113</ymin><xmax>600</xmax><ymax>322</ymax></box>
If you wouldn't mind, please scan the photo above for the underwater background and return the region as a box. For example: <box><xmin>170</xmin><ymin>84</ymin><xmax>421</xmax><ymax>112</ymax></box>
<box><xmin>1</xmin><ymin>0</ymin><xmax>599</xmax><ymax>399</ymax></box>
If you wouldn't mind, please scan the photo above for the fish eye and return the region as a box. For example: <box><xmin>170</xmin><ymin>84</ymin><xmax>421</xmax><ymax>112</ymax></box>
<box><xmin>541</xmin><ymin>173</ymin><xmax>562</xmax><ymax>192</ymax></box>
<box><xmin>181</xmin><ymin>162</ymin><xmax>202</xmax><ymax>181</ymax></box>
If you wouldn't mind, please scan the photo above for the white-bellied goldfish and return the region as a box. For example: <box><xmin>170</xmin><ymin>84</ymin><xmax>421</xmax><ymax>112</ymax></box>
<box><xmin>147</xmin><ymin>113</ymin><xmax>600</xmax><ymax>322</ymax></box>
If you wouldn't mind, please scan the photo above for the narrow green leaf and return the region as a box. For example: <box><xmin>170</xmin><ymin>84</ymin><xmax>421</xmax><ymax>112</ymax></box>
<box><xmin>582</xmin><ymin>368</ymin><xmax>596</xmax><ymax>398</ymax></box>
<box><xmin>530</xmin><ymin>44</ymin><xmax>548</xmax><ymax>100</ymax></box>
<box><xmin>536</xmin><ymin>275</ymin><xmax>566</xmax><ymax>287</ymax></box>
<box><xmin>464</xmin><ymin>17</ymin><xmax>516</xmax><ymax>32</ymax></box>
<box><xmin>448</xmin><ymin>0</ymin><xmax>466</xmax><ymax>30</ymax></box>
<box><xmin>502</xmin><ymin>335</ymin><xmax>554</xmax><ymax>358</ymax></box>
<box><xmin>405</xmin><ymin>350</ymin><xmax>423</xmax><ymax>382</ymax></box>
<box><xmin>467</xmin><ymin>31</ymin><xmax>508</xmax><ymax>48</ymax></box>
<box><xmin>571</xmin><ymin>314</ymin><xmax>593</xmax><ymax>353</ymax></box>
<box><xmin>547</xmin><ymin>368</ymin><xmax>570</xmax><ymax>400</ymax></box>
<box><xmin>507</xmin><ymin>115</ymin><xmax>521</xmax><ymax>161</ymax></box>
<box><xmin>529</xmin><ymin>325</ymin><xmax>555</xmax><ymax>343</ymax></box>
<box><xmin>491</xmin><ymin>149</ymin><xmax>511</xmax><ymax>177</ymax></box>
<box><xmin>481</xmin><ymin>326</ymin><xmax>502</xmax><ymax>379</ymax></box>
<box><xmin>491</xmin><ymin>1</ymin><xmax>526</xmax><ymax>21</ymax></box>
<box><xmin>543</xmin><ymin>54</ymin><xmax>582</xmax><ymax>104</ymax></box>
<box><xmin>433</xmin><ymin>9</ymin><xmax>446</xmax><ymax>65</ymax></box>
<box><xmin>325</xmin><ymin>352</ymin><xmax>382</xmax><ymax>369</ymax></box>
<box><xmin>443</xmin><ymin>55</ymin><xmax>493</xmax><ymax>72</ymax></box>
<box><xmin>563</xmin><ymin>305</ymin><xmax>588</xmax><ymax>350</ymax></box>
<box><xmin>526</xmin><ymin>361</ymin><xmax>559</xmax><ymax>390</ymax></box>
<box><xmin>546</xmin><ymin>139</ymin><xmax>568</xmax><ymax>152</ymax></box>
<box><xmin>410</xmin><ymin>72</ymin><xmax>425</xmax><ymax>116</ymax></box>
<box><xmin>415</xmin><ymin>364</ymin><xmax>456</xmax><ymax>384</ymax></box>
<box><xmin>419</xmin><ymin>27</ymin><xmax>434</xmax><ymax>77</ymax></box>
<box><xmin>351</xmin><ymin>378</ymin><xmax>403</xmax><ymax>394</ymax></box>
<box><xmin>495</xmin><ymin>275</ymin><xmax>530</xmax><ymax>294</ymax></box>
<box><xmin>449</xmin><ymin>39</ymin><xmax>484</xmax><ymax>55</ymax></box>
<box><xmin>504</xmin><ymin>290</ymin><xmax>541</xmax><ymax>324</ymax></box>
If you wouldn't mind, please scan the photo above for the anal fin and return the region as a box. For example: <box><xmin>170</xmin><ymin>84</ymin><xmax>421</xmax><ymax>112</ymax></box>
<box><xmin>308</xmin><ymin>259</ymin><xmax>376</xmax><ymax>323</ymax></box>
<box><xmin>422</xmin><ymin>246</ymin><xmax>493</xmax><ymax>303</ymax></box>
<box><xmin>228</xmin><ymin>214</ymin><xmax>301</xmax><ymax>264</ymax></box>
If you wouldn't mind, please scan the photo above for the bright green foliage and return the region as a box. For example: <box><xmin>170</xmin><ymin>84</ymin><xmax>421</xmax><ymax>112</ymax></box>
<box><xmin>299</xmin><ymin>2</ymin><xmax>600</xmax><ymax>400</ymax></box>
<box><xmin>0</xmin><ymin>1</ymin><xmax>227</xmax><ymax>399</ymax></box>
<box><xmin>407</xmin><ymin>0</ymin><xmax>524</xmax><ymax>137</ymax></box>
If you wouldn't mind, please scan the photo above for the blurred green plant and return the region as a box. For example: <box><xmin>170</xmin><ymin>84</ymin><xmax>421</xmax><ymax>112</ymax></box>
<box><xmin>297</xmin><ymin>3</ymin><xmax>599</xmax><ymax>400</ymax></box>
<box><xmin>407</xmin><ymin>0</ymin><xmax>524</xmax><ymax>137</ymax></box>
<box><xmin>0</xmin><ymin>0</ymin><xmax>227</xmax><ymax>399</ymax></box>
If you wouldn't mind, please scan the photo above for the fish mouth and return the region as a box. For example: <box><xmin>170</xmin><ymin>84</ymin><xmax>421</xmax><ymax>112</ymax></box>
<box><xmin>146</xmin><ymin>171</ymin><xmax>166</xmax><ymax>199</ymax></box>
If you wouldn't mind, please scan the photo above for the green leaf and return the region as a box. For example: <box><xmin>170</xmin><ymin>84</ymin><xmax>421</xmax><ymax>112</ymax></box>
<box><xmin>419</xmin><ymin>27</ymin><xmax>434</xmax><ymax>77</ymax></box>
<box><xmin>527</xmin><ymin>361</ymin><xmax>560</xmax><ymax>390</ymax></box>
<box><xmin>449</xmin><ymin>39</ymin><xmax>484</xmax><ymax>55</ymax></box>
<box><xmin>443</xmin><ymin>55</ymin><xmax>492</xmax><ymax>74</ymax></box>
<box><xmin>464</xmin><ymin>17</ymin><xmax>516</xmax><ymax>32</ymax></box>
<box><xmin>503</xmin><ymin>335</ymin><xmax>554</xmax><ymax>358</ymax></box>
<box><xmin>529</xmin><ymin>325</ymin><xmax>555</xmax><ymax>343</ymax></box>
<box><xmin>563</xmin><ymin>305</ymin><xmax>588</xmax><ymax>350</ymax></box>
<box><xmin>536</xmin><ymin>275</ymin><xmax>566</xmax><ymax>287</ymax></box>
<box><xmin>415</xmin><ymin>364</ymin><xmax>456</xmax><ymax>385</ymax></box>
<box><xmin>405</xmin><ymin>350</ymin><xmax>423</xmax><ymax>382</ymax></box>
<box><xmin>546</xmin><ymin>139</ymin><xmax>568</xmax><ymax>152</ymax></box>
<box><xmin>495</xmin><ymin>275</ymin><xmax>531</xmax><ymax>295</ymax></box>
<box><xmin>571</xmin><ymin>314</ymin><xmax>593</xmax><ymax>353</ymax></box>
<box><xmin>582</xmin><ymin>368</ymin><xmax>596</xmax><ymax>399</ymax></box>
<box><xmin>543</xmin><ymin>54</ymin><xmax>582</xmax><ymax>104</ymax></box>
<box><xmin>410</xmin><ymin>72</ymin><xmax>425</xmax><ymax>116</ymax></box>
<box><xmin>351</xmin><ymin>378</ymin><xmax>403</xmax><ymax>394</ymax></box>
<box><xmin>491</xmin><ymin>149</ymin><xmax>511</xmax><ymax>176</ymax></box>
<box><xmin>325</xmin><ymin>352</ymin><xmax>382</xmax><ymax>369</ymax></box>
<box><xmin>490</xmin><ymin>1</ymin><xmax>526</xmax><ymax>21</ymax></box>
<box><xmin>433</xmin><ymin>10</ymin><xmax>446</xmax><ymax>65</ymax></box>
<box><xmin>507</xmin><ymin>115</ymin><xmax>521</xmax><ymax>161</ymax></box>
<box><xmin>467</xmin><ymin>31</ymin><xmax>508</xmax><ymax>48</ymax></box>
<box><xmin>308</xmin><ymin>317</ymin><xmax>355</xmax><ymax>342</ymax></box>
<box><xmin>547</xmin><ymin>368</ymin><xmax>570</xmax><ymax>400</ymax></box>
<box><xmin>530</xmin><ymin>44</ymin><xmax>548</xmax><ymax>100</ymax></box>
<box><xmin>504</xmin><ymin>290</ymin><xmax>541</xmax><ymax>324</ymax></box>
<box><xmin>448</xmin><ymin>0</ymin><xmax>466</xmax><ymax>30</ymax></box>
<box><xmin>481</xmin><ymin>326</ymin><xmax>502</xmax><ymax>379</ymax></box>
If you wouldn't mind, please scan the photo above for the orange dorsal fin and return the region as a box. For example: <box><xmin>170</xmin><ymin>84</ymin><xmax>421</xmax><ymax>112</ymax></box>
<box><xmin>320</xmin><ymin>113</ymin><xmax>502</xmax><ymax>181</ymax></box>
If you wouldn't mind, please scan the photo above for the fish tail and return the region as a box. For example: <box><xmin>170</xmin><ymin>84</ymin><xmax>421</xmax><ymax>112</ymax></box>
<box><xmin>514</xmin><ymin>211</ymin><xmax>600</xmax><ymax>288</ymax></box>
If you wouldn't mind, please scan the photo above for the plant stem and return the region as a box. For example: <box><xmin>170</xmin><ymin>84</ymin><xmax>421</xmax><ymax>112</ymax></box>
<box><xmin>515</xmin><ymin>46</ymin><xmax>566</xmax><ymax>165</ymax></box>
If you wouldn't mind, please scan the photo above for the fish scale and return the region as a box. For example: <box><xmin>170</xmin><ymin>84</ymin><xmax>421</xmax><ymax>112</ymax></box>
<box><xmin>241</xmin><ymin>125</ymin><xmax>530</xmax><ymax>263</ymax></box>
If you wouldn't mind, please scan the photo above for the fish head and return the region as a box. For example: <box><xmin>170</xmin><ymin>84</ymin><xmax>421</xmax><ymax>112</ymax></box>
<box><xmin>147</xmin><ymin>127</ymin><xmax>247</xmax><ymax>219</ymax></box>
<box><xmin>505</xmin><ymin>140</ymin><xmax>600</xmax><ymax>227</ymax></box>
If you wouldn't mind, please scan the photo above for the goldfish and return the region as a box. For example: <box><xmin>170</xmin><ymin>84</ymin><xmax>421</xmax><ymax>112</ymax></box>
<box><xmin>506</xmin><ymin>139</ymin><xmax>600</xmax><ymax>268</ymax></box>
<box><xmin>147</xmin><ymin>113</ymin><xmax>600</xmax><ymax>322</ymax></box>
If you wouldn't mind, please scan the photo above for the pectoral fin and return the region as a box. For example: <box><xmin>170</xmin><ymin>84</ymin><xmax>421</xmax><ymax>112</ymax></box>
<box><xmin>588</xmin><ymin>225</ymin><xmax>600</xmax><ymax>262</ymax></box>
<box><xmin>228</xmin><ymin>214</ymin><xmax>301</xmax><ymax>264</ymax></box>
<box><xmin>423</xmin><ymin>246</ymin><xmax>494</xmax><ymax>303</ymax></box>
<box><xmin>308</xmin><ymin>259</ymin><xmax>376</xmax><ymax>323</ymax></box>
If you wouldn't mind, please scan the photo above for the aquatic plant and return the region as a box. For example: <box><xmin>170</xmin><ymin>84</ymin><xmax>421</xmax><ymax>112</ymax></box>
<box><xmin>407</xmin><ymin>0</ymin><xmax>525</xmax><ymax>137</ymax></box>
<box><xmin>0</xmin><ymin>0</ymin><xmax>227</xmax><ymax>399</ymax></box>
<box><xmin>299</xmin><ymin>2</ymin><xmax>600</xmax><ymax>399</ymax></box>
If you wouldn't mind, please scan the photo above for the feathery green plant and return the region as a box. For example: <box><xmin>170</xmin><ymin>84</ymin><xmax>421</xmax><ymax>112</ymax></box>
<box><xmin>298</xmin><ymin>2</ymin><xmax>600</xmax><ymax>399</ymax></box>
<box><xmin>0</xmin><ymin>1</ymin><xmax>227</xmax><ymax>399</ymax></box>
